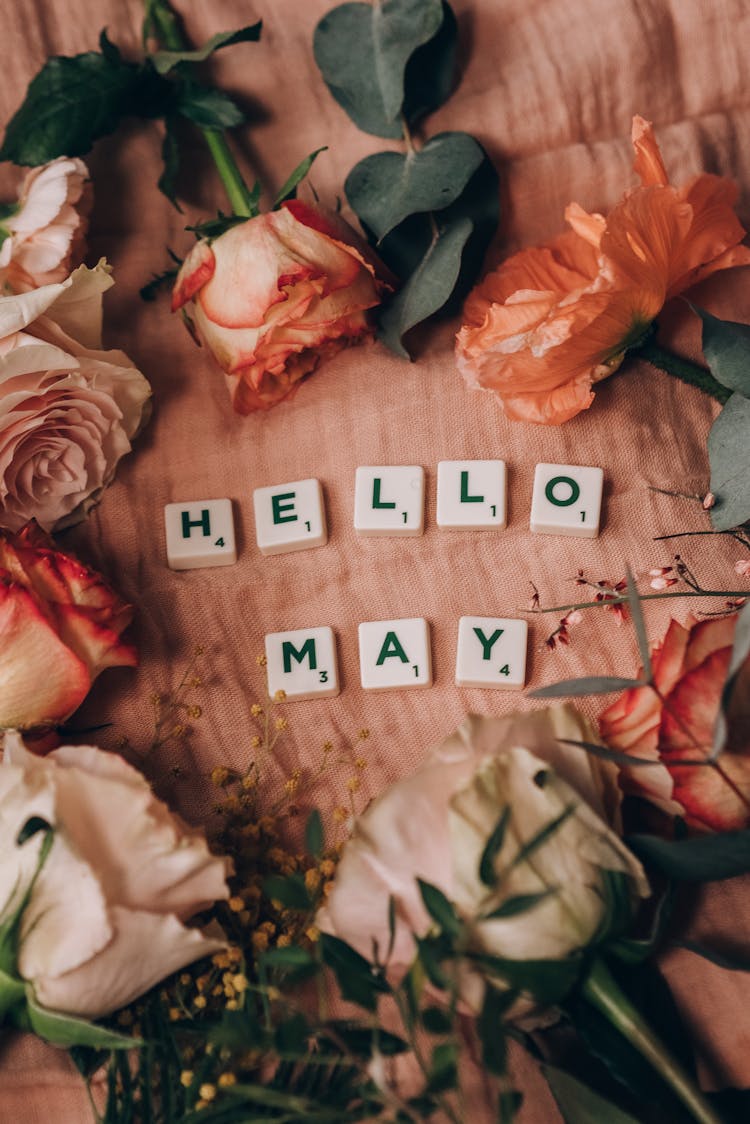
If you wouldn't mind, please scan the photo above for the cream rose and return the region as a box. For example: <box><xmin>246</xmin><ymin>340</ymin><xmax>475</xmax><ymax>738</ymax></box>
<box><xmin>319</xmin><ymin>708</ymin><xmax>649</xmax><ymax>1017</ymax></box>
<box><xmin>0</xmin><ymin>261</ymin><xmax>151</xmax><ymax>531</ymax></box>
<box><xmin>0</xmin><ymin>732</ymin><xmax>230</xmax><ymax>1021</ymax></box>
<box><xmin>0</xmin><ymin>157</ymin><xmax>90</xmax><ymax>291</ymax></box>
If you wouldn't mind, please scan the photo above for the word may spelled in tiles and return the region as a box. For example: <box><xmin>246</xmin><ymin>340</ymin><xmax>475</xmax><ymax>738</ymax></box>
<box><xmin>263</xmin><ymin>615</ymin><xmax>528</xmax><ymax>700</ymax></box>
<box><xmin>163</xmin><ymin>460</ymin><xmax>605</xmax><ymax>569</ymax></box>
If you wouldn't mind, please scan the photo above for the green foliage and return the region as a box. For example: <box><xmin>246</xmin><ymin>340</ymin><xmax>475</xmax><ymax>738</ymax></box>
<box><xmin>151</xmin><ymin>24</ymin><xmax>262</xmax><ymax>75</ymax></box>
<box><xmin>304</xmin><ymin>807</ymin><xmax>325</xmax><ymax>858</ymax></box>
<box><xmin>274</xmin><ymin>148</ymin><xmax>328</xmax><ymax>207</ymax></box>
<box><xmin>319</xmin><ymin>933</ymin><xmax>389</xmax><ymax>1011</ymax></box>
<box><xmin>417</xmin><ymin>878</ymin><xmax>462</xmax><ymax>937</ymax></box>
<box><xmin>262</xmin><ymin>873</ymin><xmax>312</xmax><ymax>910</ymax></box>
<box><xmin>529</xmin><ymin>675</ymin><xmax>644</xmax><ymax>698</ymax></box>
<box><xmin>543</xmin><ymin>1066</ymin><xmax>642</xmax><ymax>1124</ymax></box>
<box><xmin>628</xmin><ymin>828</ymin><xmax>750</xmax><ymax>881</ymax></box>
<box><xmin>479</xmin><ymin>806</ymin><xmax>511</xmax><ymax>886</ymax></box>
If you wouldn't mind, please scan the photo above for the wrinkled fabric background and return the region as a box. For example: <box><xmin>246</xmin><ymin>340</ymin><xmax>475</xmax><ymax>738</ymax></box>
<box><xmin>2</xmin><ymin>0</ymin><xmax>750</xmax><ymax>1119</ymax></box>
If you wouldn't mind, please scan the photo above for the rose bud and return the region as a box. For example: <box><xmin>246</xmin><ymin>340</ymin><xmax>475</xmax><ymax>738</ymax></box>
<box><xmin>600</xmin><ymin>613</ymin><xmax>750</xmax><ymax>832</ymax></box>
<box><xmin>0</xmin><ymin>731</ymin><xmax>230</xmax><ymax>1022</ymax></box>
<box><xmin>172</xmin><ymin>200</ymin><xmax>391</xmax><ymax>415</ymax></box>
<box><xmin>318</xmin><ymin>707</ymin><xmax>648</xmax><ymax>1022</ymax></box>
<box><xmin>0</xmin><ymin>523</ymin><xmax>136</xmax><ymax>731</ymax></box>
<box><xmin>0</xmin><ymin>261</ymin><xmax>151</xmax><ymax>532</ymax></box>
<box><xmin>0</xmin><ymin>157</ymin><xmax>91</xmax><ymax>292</ymax></box>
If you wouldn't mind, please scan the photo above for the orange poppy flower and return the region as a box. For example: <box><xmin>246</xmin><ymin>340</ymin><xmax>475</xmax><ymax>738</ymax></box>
<box><xmin>456</xmin><ymin>116</ymin><xmax>750</xmax><ymax>425</ymax></box>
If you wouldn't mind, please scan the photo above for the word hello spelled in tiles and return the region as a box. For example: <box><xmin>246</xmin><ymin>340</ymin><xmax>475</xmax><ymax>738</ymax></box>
<box><xmin>164</xmin><ymin>461</ymin><xmax>604</xmax><ymax>699</ymax></box>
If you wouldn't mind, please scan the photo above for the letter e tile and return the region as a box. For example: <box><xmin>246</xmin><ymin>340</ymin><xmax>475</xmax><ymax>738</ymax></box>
<box><xmin>265</xmin><ymin>626</ymin><xmax>340</xmax><ymax>701</ymax></box>
<box><xmin>358</xmin><ymin>617</ymin><xmax>432</xmax><ymax>690</ymax></box>
<box><xmin>253</xmin><ymin>478</ymin><xmax>327</xmax><ymax>557</ymax></box>
<box><xmin>530</xmin><ymin>463</ymin><xmax>604</xmax><ymax>538</ymax></box>
<box><xmin>164</xmin><ymin>499</ymin><xmax>237</xmax><ymax>570</ymax></box>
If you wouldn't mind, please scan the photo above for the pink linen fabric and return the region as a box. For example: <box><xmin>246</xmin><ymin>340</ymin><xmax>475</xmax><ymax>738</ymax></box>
<box><xmin>2</xmin><ymin>0</ymin><xmax>750</xmax><ymax>1119</ymax></box>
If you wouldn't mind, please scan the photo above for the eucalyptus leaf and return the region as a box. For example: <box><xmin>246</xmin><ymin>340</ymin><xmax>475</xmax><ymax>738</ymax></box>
<box><xmin>175</xmin><ymin>83</ymin><xmax>244</xmax><ymax>129</ymax></box>
<box><xmin>401</xmin><ymin>1</ymin><xmax>457</xmax><ymax>124</ymax></box>
<box><xmin>346</xmin><ymin>132</ymin><xmax>484</xmax><ymax>242</ymax></box>
<box><xmin>529</xmin><ymin>676</ymin><xmax>645</xmax><ymax>698</ymax></box>
<box><xmin>25</xmin><ymin>991</ymin><xmax>139</xmax><ymax>1049</ymax></box>
<box><xmin>313</xmin><ymin>0</ymin><xmax>445</xmax><ymax>137</ymax></box>
<box><xmin>543</xmin><ymin>1066</ymin><xmax>642</xmax><ymax>1124</ymax></box>
<box><xmin>696</xmin><ymin>306</ymin><xmax>750</xmax><ymax>397</ymax></box>
<box><xmin>708</xmin><ymin>392</ymin><xmax>750</xmax><ymax>531</ymax></box>
<box><xmin>378</xmin><ymin>216</ymin><xmax>473</xmax><ymax>357</ymax></box>
<box><xmin>712</xmin><ymin>598</ymin><xmax>750</xmax><ymax>757</ymax></box>
<box><xmin>0</xmin><ymin>52</ymin><xmax>156</xmax><ymax>164</ymax></box>
<box><xmin>151</xmin><ymin>23</ymin><xmax>262</xmax><ymax>75</ymax></box>
<box><xmin>274</xmin><ymin>148</ymin><xmax>327</xmax><ymax>207</ymax></box>
<box><xmin>628</xmin><ymin>828</ymin><xmax>750</xmax><ymax>881</ymax></box>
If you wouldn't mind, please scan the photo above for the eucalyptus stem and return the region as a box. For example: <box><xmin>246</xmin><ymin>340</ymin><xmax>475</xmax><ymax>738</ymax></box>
<box><xmin>582</xmin><ymin>959</ymin><xmax>723</xmax><ymax>1124</ymax></box>
<box><xmin>148</xmin><ymin>0</ymin><xmax>254</xmax><ymax>216</ymax></box>
<box><xmin>635</xmin><ymin>340</ymin><xmax>731</xmax><ymax>405</ymax></box>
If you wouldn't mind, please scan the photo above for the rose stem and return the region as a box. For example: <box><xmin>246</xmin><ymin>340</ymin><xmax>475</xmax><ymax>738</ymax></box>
<box><xmin>147</xmin><ymin>0</ymin><xmax>255</xmax><ymax>217</ymax></box>
<box><xmin>635</xmin><ymin>340</ymin><xmax>731</xmax><ymax>405</ymax></box>
<box><xmin>582</xmin><ymin>958</ymin><xmax>723</xmax><ymax>1124</ymax></box>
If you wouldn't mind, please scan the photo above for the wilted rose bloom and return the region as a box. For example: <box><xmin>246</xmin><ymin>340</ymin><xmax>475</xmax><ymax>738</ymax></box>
<box><xmin>0</xmin><ymin>731</ymin><xmax>230</xmax><ymax>1019</ymax></box>
<box><xmin>319</xmin><ymin>708</ymin><xmax>648</xmax><ymax>1018</ymax></box>
<box><xmin>456</xmin><ymin>116</ymin><xmax>750</xmax><ymax>424</ymax></box>
<box><xmin>600</xmin><ymin>613</ymin><xmax>750</xmax><ymax>831</ymax></box>
<box><xmin>172</xmin><ymin>200</ymin><xmax>390</xmax><ymax>415</ymax></box>
<box><xmin>0</xmin><ymin>523</ymin><xmax>136</xmax><ymax>730</ymax></box>
<box><xmin>0</xmin><ymin>261</ymin><xmax>151</xmax><ymax>531</ymax></box>
<box><xmin>0</xmin><ymin>157</ymin><xmax>90</xmax><ymax>291</ymax></box>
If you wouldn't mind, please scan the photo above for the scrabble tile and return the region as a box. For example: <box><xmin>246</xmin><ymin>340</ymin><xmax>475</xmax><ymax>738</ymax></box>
<box><xmin>455</xmin><ymin>616</ymin><xmax>528</xmax><ymax>690</ymax></box>
<box><xmin>358</xmin><ymin>617</ymin><xmax>432</xmax><ymax>690</ymax></box>
<box><xmin>164</xmin><ymin>499</ymin><xmax>236</xmax><ymax>570</ymax></box>
<box><xmin>265</xmin><ymin>626</ymin><xmax>340</xmax><ymax>701</ymax></box>
<box><xmin>436</xmin><ymin>460</ymin><xmax>507</xmax><ymax>530</ymax></box>
<box><xmin>354</xmin><ymin>466</ymin><xmax>425</xmax><ymax>537</ymax></box>
<box><xmin>530</xmin><ymin>463</ymin><xmax>604</xmax><ymax>538</ymax></box>
<box><xmin>253</xmin><ymin>478</ymin><xmax>327</xmax><ymax>557</ymax></box>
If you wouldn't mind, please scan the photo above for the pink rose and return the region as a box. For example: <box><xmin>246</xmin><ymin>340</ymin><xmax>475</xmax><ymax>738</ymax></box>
<box><xmin>0</xmin><ymin>523</ymin><xmax>136</xmax><ymax>730</ymax></box>
<box><xmin>599</xmin><ymin>613</ymin><xmax>750</xmax><ymax>831</ymax></box>
<box><xmin>0</xmin><ymin>157</ymin><xmax>90</xmax><ymax>291</ymax></box>
<box><xmin>319</xmin><ymin>709</ymin><xmax>647</xmax><ymax>1019</ymax></box>
<box><xmin>0</xmin><ymin>262</ymin><xmax>151</xmax><ymax>531</ymax></box>
<box><xmin>0</xmin><ymin>731</ymin><xmax>230</xmax><ymax>1020</ymax></box>
<box><xmin>172</xmin><ymin>200</ymin><xmax>389</xmax><ymax>414</ymax></box>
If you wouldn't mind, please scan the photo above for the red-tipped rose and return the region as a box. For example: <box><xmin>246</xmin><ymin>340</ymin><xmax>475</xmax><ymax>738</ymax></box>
<box><xmin>0</xmin><ymin>524</ymin><xmax>136</xmax><ymax>730</ymax></box>
<box><xmin>599</xmin><ymin>614</ymin><xmax>750</xmax><ymax>831</ymax></box>
<box><xmin>172</xmin><ymin>200</ymin><xmax>390</xmax><ymax>415</ymax></box>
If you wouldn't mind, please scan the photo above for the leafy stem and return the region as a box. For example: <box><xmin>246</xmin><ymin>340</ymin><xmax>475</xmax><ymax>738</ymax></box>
<box><xmin>634</xmin><ymin>339</ymin><xmax>732</xmax><ymax>405</ymax></box>
<box><xmin>147</xmin><ymin>0</ymin><xmax>255</xmax><ymax>216</ymax></box>
<box><xmin>582</xmin><ymin>958</ymin><xmax>723</xmax><ymax>1124</ymax></box>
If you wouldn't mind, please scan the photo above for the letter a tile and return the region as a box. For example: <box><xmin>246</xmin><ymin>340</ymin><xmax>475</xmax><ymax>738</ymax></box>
<box><xmin>358</xmin><ymin>617</ymin><xmax>432</xmax><ymax>690</ymax></box>
<box><xmin>253</xmin><ymin>478</ymin><xmax>327</xmax><ymax>557</ymax></box>
<box><xmin>265</xmin><ymin>626</ymin><xmax>340</xmax><ymax>701</ymax></box>
<box><xmin>164</xmin><ymin>499</ymin><xmax>237</xmax><ymax>570</ymax></box>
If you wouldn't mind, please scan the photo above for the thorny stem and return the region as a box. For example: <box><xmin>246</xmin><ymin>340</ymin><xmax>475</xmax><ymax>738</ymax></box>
<box><xmin>583</xmin><ymin>959</ymin><xmax>723</xmax><ymax>1124</ymax></box>
<box><xmin>148</xmin><ymin>0</ymin><xmax>254</xmax><ymax>216</ymax></box>
<box><xmin>635</xmin><ymin>340</ymin><xmax>732</xmax><ymax>404</ymax></box>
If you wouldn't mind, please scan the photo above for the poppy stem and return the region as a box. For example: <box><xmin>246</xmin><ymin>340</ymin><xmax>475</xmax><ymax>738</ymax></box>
<box><xmin>582</xmin><ymin>958</ymin><xmax>723</xmax><ymax>1124</ymax></box>
<box><xmin>146</xmin><ymin>0</ymin><xmax>255</xmax><ymax>217</ymax></box>
<box><xmin>635</xmin><ymin>340</ymin><xmax>731</xmax><ymax>405</ymax></box>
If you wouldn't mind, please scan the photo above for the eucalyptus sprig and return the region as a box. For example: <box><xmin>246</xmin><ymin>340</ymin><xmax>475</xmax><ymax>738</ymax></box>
<box><xmin>314</xmin><ymin>0</ymin><xmax>500</xmax><ymax>358</ymax></box>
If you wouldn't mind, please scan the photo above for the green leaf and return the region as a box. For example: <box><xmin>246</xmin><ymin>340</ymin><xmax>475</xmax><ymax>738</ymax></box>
<box><xmin>511</xmin><ymin>805</ymin><xmax>576</xmax><ymax>870</ymax></box>
<box><xmin>323</xmin><ymin>1019</ymin><xmax>408</xmax><ymax>1057</ymax></box>
<box><xmin>25</xmin><ymin>991</ymin><xmax>139</xmax><ymax>1049</ymax></box>
<box><xmin>0</xmin><ymin>968</ymin><xmax>26</xmax><ymax>1018</ymax></box>
<box><xmin>379</xmin><ymin>216</ymin><xmax>473</xmax><ymax>357</ymax></box>
<box><xmin>481</xmin><ymin>889</ymin><xmax>557</xmax><ymax>921</ymax></box>
<box><xmin>151</xmin><ymin>23</ymin><xmax>262</xmax><ymax>75</ymax></box>
<box><xmin>16</xmin><ymin>816</ymin><xmax>52</xmax><ymax>845</ymax></box>
<box><xmin>140</xmin><ymin>266</ymin><xmax>179</xmax><ymax>302</ymax></box>
<box><xmin>696</xmin><ymin>306</ymin><xmax>750</xmax><ymax>397</ymax></box>
<box><xmin>478</xmin><ymin>988</ymin><xmax>511</xmax><ymax>1075</ymax></box>
<box><xmin>708</xmin><ymin>392</ymin><xmax>750</xmax><ymax>531</ymax></box>
<box><xmin>559</xmin><ymin>737</ymin><xmax>670</xmax><ymax>770</ymax></box>
<box><xmin>274</xmin><ymin>148</ymin><xmax>327</xmax><ymax>208</ymax></box>
<box><xmin>346</xmin><ymin>132</ymin><xmax>484</xmax><ymax>242</ymax></box>
<box><xmin>712</xmin><ymin>599</ymin><xmax>750</xmax><ymax>757</ymax></box>
<box><xmin>313</xmin><ymin>0</ymin><xmax>445</xmax><ymax>137</ymax></box>
<box><xmin>479</xmin><ymin>806</ymin><xmax>511</xmax><ymax>887</ymax></box>
<box><xmin>628</xmin><ymin>828</ymin><xmax>750</xmax><ymax>881</ymax></box>
<box><xmin>157</xmin><ymin>116</ymin><xmax>183</xmax><ymax>209</ymax></box>
<box><xmin>262</xmin><ymin>873</ymin><xmax>312</xmax><ymax>910</ymax></box>
<box><xmin>469</xmin><ymin>952</ymin><xmax>583</xmax><ymax>1005</ymax></box>
<box><xmin>260</xmin><ymin>946</ymin><xmax>317</xmax><ymax>971</ymax></box>
<box><xmin>426</xmin><ymin>1041</ymin><xmax>458</xmax><ymax>1094</ymax></box>
<box><xmin>417</xmin><ymin>879</ymin><xmax>461</xmax><ymax>937</ymax></box>
<box><xmin>185</xmin><ymin>212</ymin><xmax>247</xmax><ymax>241</ymax></box>
<box><xmin>610</xmin><ymin>883</ymin><xmax>675</xmax><ymax>964</ymax></box>
<box><xmin>677</xmin><ymin>938</ymin><xmax>750</xmax><ymax>972</ymax></box>
<box><xmin>626</xmin><ymin>567</ymin><xmax>652</xmax><ymax>682</ymax></box>
<box><xmin>529</xmin><ymin>676</ymin><xmax>645</xmax><ymax>698</ymax></box>
<box><xmin>221</xmin><ymin>1083</ymin><xmax>313</xmax><ymax>1112</ymax></box>
<box><xmin>543</xmin><ymin>1065</ymin><xmax>642</xmax><ymax>1124</ymax></box>
<box><xmin>0</xmin><ymin>52</ymin><xmax>155</xmax><ymax>164</ymax></box>
<box><xmin>421</xmin><ymin>1005</ymin><xmax>452</xmax><ymax>1034</ymax></box>
<box><xmin>320</xmin><ymin>933</ymin><xmax>388</xmax><ymax>1011</ymax></box>
<box><xmin>304</xmin><ymin>808</ymin><xmax>324</xmax><ymax>858</ymax></box>
<box><xmin>400</xmin><ymin>1</ymin><xmax>457</xmax><ymax>124</ymax></box>
<box><xmin>175</xmin><ymin>83</ymin><xmax>244</xmax><ymax>129</ymax></box>
<box><xmin>98</xmin><ymin>28</ymin><xmax>122</xmax><ymax>65</ymax></box>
